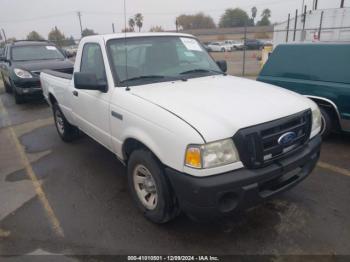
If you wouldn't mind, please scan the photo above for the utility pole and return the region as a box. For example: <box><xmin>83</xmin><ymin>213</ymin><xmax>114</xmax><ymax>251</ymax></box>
<box><xmin>301</xmin><ymin>0</ymin><xmax>305</xmax><ymax>13</ymax></box>
<box><xmin>175</xmin><ymin>19</ymin><xmax>179</xmax><ymax>32</ymax></box>
<box><xmin>341</xmin><ymin>0</ymin><xmax>345</xmax><ymax>8</ymax></box>
<box><xmin>77</xmin><ymin>11</ymin><xmax>83</xmax><ymax>38</ymax></box>
<box><xmin>1</xmin><ymin>28</ymin><xmax>7</xmax><ymax>43</ymax></box>
<box><xmin>112</xmin><ymin>23</ymin><xmax>115</xmax><ymax>33</ymax></box>
<box><xmin>242</xmin><ymin>22</ymin><xmax>247</xmax><ymax>77</ymax></box>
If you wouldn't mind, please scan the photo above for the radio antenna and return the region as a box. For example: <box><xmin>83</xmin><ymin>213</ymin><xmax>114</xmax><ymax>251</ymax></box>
<box><xmin>123</xmin><ymin>0</ymin><xmax>130</xmax><ymax>90</ymax></box>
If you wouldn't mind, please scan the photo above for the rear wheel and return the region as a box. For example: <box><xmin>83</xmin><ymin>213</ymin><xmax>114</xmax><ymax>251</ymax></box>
<box><xmin>320</xmin><ymin>107</ymin><xmax>333</xmax><ymax>139</ymax></box>
<box><xmin>127</xmin><ymin>149</ymin><xmax>179</xmax><ymax>223</ymax></box>
<box><xmin>221</xmin><ymin>48</ymin><xmax>225</xmax><ymax>52</ymax></box>
<box><xmin>53</xmin><ymin>103</ymin><xmax>79</xmax><ymax>142</ymax></box>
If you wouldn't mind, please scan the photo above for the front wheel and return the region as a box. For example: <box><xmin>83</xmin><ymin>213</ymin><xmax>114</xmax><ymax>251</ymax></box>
<box><xmin>53</xmin><ymin>103</ymin><xmax>79</xmax><ymax>142</ymax></box>
<box><xmin>2</xmin><ymin>74</ymin><xmax>12</xmax><ymax>93</ymax></box>
<box><xmin>127</xmin><ymin>149</ymin><xmax>179</xmax><ymax>223</ymax></box>
<box><xmin>13</xmin><ymin>88</ymin><xmax>25</xmax><ymax>104</ymax></box>
<box><xmin>320</xmin><ymin>107</ymin><xmax>333</xmax><ymax>139</ymax></box>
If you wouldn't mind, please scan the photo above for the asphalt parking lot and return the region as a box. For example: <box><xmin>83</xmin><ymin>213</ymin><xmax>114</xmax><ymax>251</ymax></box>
<box><xmin>0</xmin><ymin>80</ymin><xmax>350</xmax><ymax>258</ymax></box>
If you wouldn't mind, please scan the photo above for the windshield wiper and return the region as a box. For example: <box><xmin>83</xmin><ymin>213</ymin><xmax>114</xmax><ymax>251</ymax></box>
<box><xmin>120</xmin><ymin>75</ymin><xmax>165</xmax><ymax>83</ymax></box>
<box><xmin>179</xmin><ymin>69</ymin><xmax>224</xmax><ymax>75</ymax></box>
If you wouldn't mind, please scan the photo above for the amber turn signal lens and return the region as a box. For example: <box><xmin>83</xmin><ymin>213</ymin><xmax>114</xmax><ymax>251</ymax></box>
<box><xmin>185</xmin><ymin>147</ymin><xmax>202</xmax><ymax>168</ymax></box>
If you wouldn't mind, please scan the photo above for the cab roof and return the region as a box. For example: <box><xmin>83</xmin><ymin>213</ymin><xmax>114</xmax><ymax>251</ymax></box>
<box><xmin>82</xmin><ymin>32</ymin><xmax>195</xmax><ymax>42</ymax></box>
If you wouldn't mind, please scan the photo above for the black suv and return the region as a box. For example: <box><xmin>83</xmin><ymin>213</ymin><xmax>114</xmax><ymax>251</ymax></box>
<box><xmin>0</xmin><ymin>40</ymin><xmax>73</xmax><ymax>104</ymax></box>
<box><xmin>244</xmin><ymin>39</ymin><xmax>265</xmax><ymax>50</ymax></box>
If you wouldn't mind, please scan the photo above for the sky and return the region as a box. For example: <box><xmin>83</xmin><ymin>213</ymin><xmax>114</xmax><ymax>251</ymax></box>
<box><xmin>0</xmin><ymin>0</ymin><xmax>347</xmax><ymax>40</ymax></box>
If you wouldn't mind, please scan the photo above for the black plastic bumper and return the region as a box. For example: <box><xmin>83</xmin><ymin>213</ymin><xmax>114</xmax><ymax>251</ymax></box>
<box><xmin>13</xmin><ymin>78</ymin><xmax>43</xmax><ymax>96</ymax></box>
<box><xmin>166</xmin><ymin>134</ymin><xmax>321</xmax><ymax>220</ymax></box>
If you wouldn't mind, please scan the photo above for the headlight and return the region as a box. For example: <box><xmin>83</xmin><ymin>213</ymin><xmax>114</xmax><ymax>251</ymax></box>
<box><xmin>14</xmin><ymin>68</ymin><xmax>33</xmax><ymax>79</ymax></box>
<box><xmin>311</xmin><ymin>107</ymin><xmax>322</xmax><ymax>138</ymax></box>
<box><xmin>185</xmin><ymin>139</ymin><xmax>240</xmax><ymax>169</ymax></box>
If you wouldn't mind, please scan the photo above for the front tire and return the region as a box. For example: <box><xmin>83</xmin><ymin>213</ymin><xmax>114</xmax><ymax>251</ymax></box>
<box><xmin>53</xmin><ymin>103</ymin><xmax>79</xmax><ymax>142</ymax></box>
<box><xmin>13</xmin><ymin>88</ymin><xmax>25</xmax><ymax>104</ymax></box>
<box><xmin>127</xmin><ymin>149</ymin><xmax>179</xmax><ymax>224</ymax></box>
<box><xmin>320</xmin><ymin>107</ymin><xmax>333</xmax><ymax>139</ymax></box>
<box><xmin>2</xmin><ymin>74</ymin><xmax>12</xmax><ymax>93</ymax></box>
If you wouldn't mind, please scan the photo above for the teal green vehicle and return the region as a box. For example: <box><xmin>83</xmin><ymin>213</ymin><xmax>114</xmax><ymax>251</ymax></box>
<box><xmin>258</xmin><ymin>43</ymin><xmax>350</xmax><ymax>138</ymax></box>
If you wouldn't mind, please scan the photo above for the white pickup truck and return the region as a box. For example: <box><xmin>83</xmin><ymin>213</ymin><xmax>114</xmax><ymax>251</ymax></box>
<box><xmin>41</xmin><ymin>33</ymin><xmax>322</xmax><ymax>223</ymax></box>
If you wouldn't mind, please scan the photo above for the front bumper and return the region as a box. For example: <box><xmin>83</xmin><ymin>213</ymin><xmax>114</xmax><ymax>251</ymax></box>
<box><xmin>166</xmin><ymin>134</ymin><xmax>321</xmax><ymax>220</ymax></box>
<box><xmin>13</xmin><ymin>78</ymin><xmax>43</xmax><ymax>96</ymax></box>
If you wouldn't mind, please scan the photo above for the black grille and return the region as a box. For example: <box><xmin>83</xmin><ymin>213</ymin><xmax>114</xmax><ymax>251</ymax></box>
<box><xmin>233</xmin><ymin>109</ymin><xmax>312</xmax><ymax>169</ymax></box>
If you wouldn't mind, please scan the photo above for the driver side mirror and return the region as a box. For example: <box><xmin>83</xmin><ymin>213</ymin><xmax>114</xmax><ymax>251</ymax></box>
<box><xmin>74</xmin><ymin>72</ymin><xmax>107</xmax><ymax>92</ymax></box>
<box><xmin>216</xmin><ymin>60</ymin><xmax>227</xmax><ymax>73</ymax></box>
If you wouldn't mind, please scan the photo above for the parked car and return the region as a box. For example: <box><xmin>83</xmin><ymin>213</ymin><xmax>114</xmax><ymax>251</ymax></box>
<box><xmin>224</xmin><ymin>40</ymin><xmax>244</xmax><ymax>50</ymax></box>
<box><xmin>244</xmin><ymin>39</ymin><xmax>265</xmax><ymax>50</ymax></box>
<box><xmin>258</xmin><ymin>43</ymin><xmax>350</xmax><ymax>138</ymax></box>
<box><xmin>0</xmin><ymin>40</ymin><xmax>74</xmax><ymax>104</ymax></box>
<box><xmin>207</xmin><ymin>42</ymin><xmax>231</xmax><ymax>52</ymax></box>
<box><xmin>41</xmin><ymin>33</ymin><xmax>321</xmax><ymax>223</ymax></box>
<box><xmin>64</xmin><ymin>45</ymin><xmax>78</xmax><ymax>57</ymax></box>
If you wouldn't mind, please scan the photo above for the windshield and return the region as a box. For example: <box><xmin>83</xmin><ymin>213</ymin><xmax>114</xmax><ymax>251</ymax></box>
<box><xmin>107</xmin><ymin>36</ymin><xmax>222</xmax><ymax>86</ymax></box>
<box><xmin>11</xmin><ymin>45</ymin><xmax>65</xmax><ymax>61</ymax></box>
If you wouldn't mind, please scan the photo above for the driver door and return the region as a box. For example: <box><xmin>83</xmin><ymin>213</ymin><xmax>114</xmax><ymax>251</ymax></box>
<box><xmin>71</xmin><ymin>42</ymin><xmax>112</xmax><ymax>150</ymax></box>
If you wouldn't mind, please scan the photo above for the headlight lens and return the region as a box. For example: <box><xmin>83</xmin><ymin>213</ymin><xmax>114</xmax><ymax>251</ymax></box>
<box><xmin>311</xmin><ymin>107</ymin><xmax>322</xmax><ymax>137</ymax></box>
<box><xmin>185</xmin><ymin>139</ymin><xmax>240</xmax><ymax>169</ymax></box>
<box><xmin>14</xmin><ymin>68</ymin><xmax>33</xmax><ymax>79</ymax></box>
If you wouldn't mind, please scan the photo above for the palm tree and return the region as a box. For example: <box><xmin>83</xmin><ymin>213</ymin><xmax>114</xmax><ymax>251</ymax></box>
<box><xmin>251</xmin><ymin>7</ymin><xmax>257</xmax><ymax>25</ymax></box>
<box><xmin>261</xmin><ymin>9</ymin><xmax>271</xmax><ymax>19</ymax></box>
<box><xmin>134</xmin><ymin>13</ymin><xmax>144</xmax><ymax>32</ymax></box>
<box><xmin>128</xmin><ymin>18</ymin><xmax>135</xmax><ymax>32</ymax></box>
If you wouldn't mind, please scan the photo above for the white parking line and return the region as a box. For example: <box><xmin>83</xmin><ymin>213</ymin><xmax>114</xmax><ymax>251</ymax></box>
<box><xmin>0</xmin><ymin>97</ymin><xmax>64</xmax><ymax>238</ymax></box>
<box><xmin>317</xmin><ymin>161</ymin><xmax>350</xmax><ymax>177</ymax></box>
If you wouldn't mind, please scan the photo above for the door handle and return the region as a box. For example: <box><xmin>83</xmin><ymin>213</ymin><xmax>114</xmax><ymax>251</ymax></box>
<box><xmin>72</xmin><ymin>90</ymin><xmax>78</xmax><ymax>97</ymax></box>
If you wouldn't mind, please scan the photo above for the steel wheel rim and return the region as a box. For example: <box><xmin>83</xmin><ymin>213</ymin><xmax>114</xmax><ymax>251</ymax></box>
<box><xmin>55</xmin><ymin>109</ymin><xmax>65</xmax><ymax>135</ymax></box>
<box><xmin>133</xmin><ymin>164</ymin><xmax>158</xmax><ymax>210</ymax></box>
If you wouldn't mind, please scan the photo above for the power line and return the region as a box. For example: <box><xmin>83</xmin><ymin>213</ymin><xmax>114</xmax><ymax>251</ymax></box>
<box><xmin>0</xmin><ymin>12</ymin><xmax>74</xmax><ymax>23</ymax></box>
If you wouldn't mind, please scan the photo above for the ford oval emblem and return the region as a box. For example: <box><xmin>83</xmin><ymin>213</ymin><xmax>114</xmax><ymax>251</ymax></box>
<box><xmin>278</xmin><ymin>132</ymin><xmax>297</xmax><ymax>146</ymax></box>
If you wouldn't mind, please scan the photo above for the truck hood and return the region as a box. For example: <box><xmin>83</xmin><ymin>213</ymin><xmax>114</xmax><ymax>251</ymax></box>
<box><xmin>131</xmin><ymin>75</ymin><xmax>314</xmax><ymax>142</ymax></box>
<box><xmin>12</xmin><ymin>59</ymin><xmax>73</xmax><ymax>73</ymax></box>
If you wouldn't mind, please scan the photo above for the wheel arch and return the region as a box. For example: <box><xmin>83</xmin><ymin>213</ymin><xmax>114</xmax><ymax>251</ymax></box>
<box><xmin>122</xmin><ymin>137</ymin><xmax>164</xmax><ymax>166</ymax></box>
<box><xmin>306</xmin><ymin>95</ymin><xmax>341</xmax><ymax>129</ymax></box>
<box><xmin>48</xmin><ymin>93</ymin><xmax>58</xmax><ymax>106</ymax></box>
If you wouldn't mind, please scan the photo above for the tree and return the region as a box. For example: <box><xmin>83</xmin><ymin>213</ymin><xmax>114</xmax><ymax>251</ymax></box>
<box><xmin>26</xmin><ymin>31</ymin><xmax>44</xmax><ymax>41</ymax></box>
<box><xmin>82</xmin><ymin>28</ymin><xmax>97</xmax><ymax>37</ymax></box>
<box><xmin>257</xmin><ymin>9</ymin><xmax>272</xmax><ymax>26</ymax></box>
<box><xmin>48</xmin><ymin>27</ymin><xmax>65</xmax><ymax>47</ymax></box>
<box><xmin>176</xmin><ymin>13</ymin><xmax>216</xmax><ymax>30</ymax></box>
<box><xmin>65</xmin><ymin>36</ymin><xmax>76</xmax><ymax>46</ymax></box>
<box><xmin>134</xmin><ymin>13</ymin><xmax>144</xmax><ymax>32</ymax></box>
<box><xmin>122</xmin><ymin>27</ymin><xmax>134</xmax><ymax>33</ymax></box>
<box><xmin>219</xmin><ymin>8</ymin><xmax>251</xmax><ymax>28</ymax></box>
<box><xmin>128</xmin><ymin>18</ymin><xmax>135</xmax><ymax>32</ymax></box>
<box><xmin>251</xmin><ymin>7</ymin><xmax>258</xmax><ymax>25</ymax></box>
<box><xmin>149</xmin><ymin>26</ymin><xmax>164</xmax><ymax>32</ymax></box>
